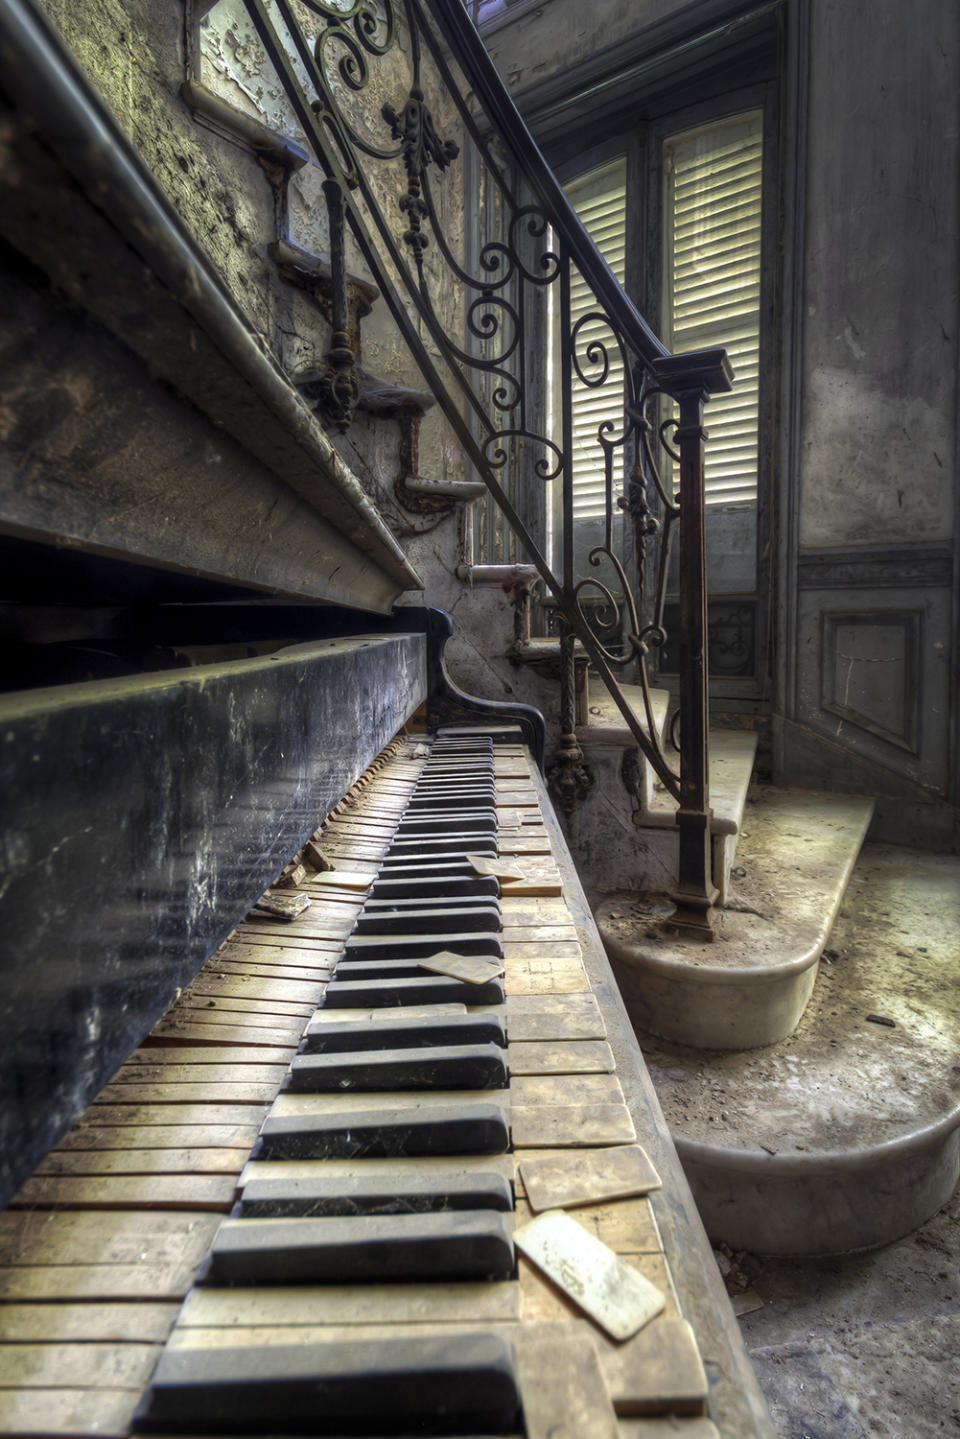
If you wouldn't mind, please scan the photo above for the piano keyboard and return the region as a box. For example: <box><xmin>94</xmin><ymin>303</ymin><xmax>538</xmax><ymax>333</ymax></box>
<box><xmin>0</xmin><ymin>726</ymin><xmax>738</xmax><ymax>1438</ymax></box>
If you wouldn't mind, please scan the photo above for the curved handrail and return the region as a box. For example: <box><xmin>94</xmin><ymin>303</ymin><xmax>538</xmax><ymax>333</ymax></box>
<box><xmin>425</xmin><ymin>1</ymin><xmax>671</xmax><ymax>371</ymax></box>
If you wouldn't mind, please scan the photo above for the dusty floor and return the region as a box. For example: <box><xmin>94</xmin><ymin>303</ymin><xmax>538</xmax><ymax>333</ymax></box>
<box><xmin>724</xmin><ymin>1177</ymin><xmax>960</xmax><ymax>1436</ymax></box>
<box><xmin>639</xmin><ymin>843</ymin><xmax>960</xmax><ymax>1154</ymax></box>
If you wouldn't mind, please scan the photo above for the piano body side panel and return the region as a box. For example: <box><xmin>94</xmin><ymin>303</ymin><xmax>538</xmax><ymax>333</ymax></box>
<box><xmin>0</xmin><ymin>633</ymin><xmax>426</xmax><ymax>1208</ymax></box>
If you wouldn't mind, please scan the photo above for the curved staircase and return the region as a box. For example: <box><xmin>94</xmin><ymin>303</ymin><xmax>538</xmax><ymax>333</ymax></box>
<box><xmin>568</xmin><ymin>689</ymin><xmax>960</xmax><ymax>1257</ymax></box>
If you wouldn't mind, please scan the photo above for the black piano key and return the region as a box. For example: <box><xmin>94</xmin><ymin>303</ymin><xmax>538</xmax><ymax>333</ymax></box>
<box><xmin>254</xmin><ymin>1099</ymin><xmax>510</xmax><ymax>1159</ymax></box>
<box><xmin>353</xmin><ymin>903</ymin><xmax>501</xmax><ymax>935</ymax></box>
<box><xmin>424</xmin><ymin>743</ymin><xmax>493</xmax><ymax>753</ymax></box>
<box><xmin>378</xmin><ymin>852</ymin><xmax>496</xmax><ymax>871</ymax></box>
<box><xmin>402</xmin><ymin>800</ymin><xmax>495</xmax><ymax>811</ymax></box>
<box><xmin>322</xmin><ymin>974</ymin><xmax>505</xmax><ymax>1007</ymax></box>
<box><xmin>343</xmin><ymin>932</ymin><xmax>503</xmax><ymax>961</ymax></box>
<box><xmin>411</xmin><ymin>763</ymin><xmax>493</xmax><ymax>774</ymax></box>
<box><xmin>362</xmin><ymin>891</ymin><xmax>499</xmax><ymax>915</ymax></box>
<box><xmin>134</xmin><ymin>1332</ymin><xmax>521</xmax><ymax>1435</ymax></box>
<box><xmin>431</xmin><ymin>737</ymin><xmax>495</xmax><ymax>748</ymax></box>
<box><xmin>285</xmin><ymin>1042</ymin><xmax>508</xmax><ymax>1093</ymax></box>
<box><xmin>394</xmin><ymin>814</ymin><xmax>497</xmax><ymax>836</ymax></box>
<box><xmin>386</xmin><ymin>835</ymin><xmax>497</xmax><ymax>857</ymax></box>
<box><xmin>332</xmin><ymin>959</ymin><xmax>438</xmax><ymax>981</ymax></box>
<box><xmin>419</xmin><ymin>770</ymin><xmax>493</xmax><ymax>781</ymax></box>
<box><xmin>411</xmin><ymin>781</ymin><xmax>494</xmax><ymax>791</ymax></box>
<box><xmin>370</xmin><ymin>873</ymin><xmax>499</xmax><ymax>900</ymax></box>
<box><xmin>235</xmin><ymin>1169</ymin><xmax>514</xmax><ymax>1218</ymax></box>
<box><xmin>300</xmin><ymin>1010</ymin><xmax>506</xmax><ymax>1053</ymax></box>
<box><xmin>201</xmin><ymin>1210</ymin><xmax>515</xmax><ymax>1285</ymax></box>
<box><xmin>421</xmin><ymin>772</ymin><xmax>494</xmax><ymax>779</ymax></box>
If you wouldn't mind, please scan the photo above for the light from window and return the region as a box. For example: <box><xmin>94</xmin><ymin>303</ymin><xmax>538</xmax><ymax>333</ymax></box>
<box><xmin>662</xmin><ymin>110</ymin><xmax>763</xmax><ymax>506</ymax></box>
<box><xmin>565</xmin><ymin>158</ymin><xmax>628</xmax><ymax>521</ymax></box>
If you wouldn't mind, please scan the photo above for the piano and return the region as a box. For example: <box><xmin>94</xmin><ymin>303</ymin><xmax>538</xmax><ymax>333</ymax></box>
<box><xmin>0</xmin><ymin>712</ymin><xmax>773</xmax><ymax>1438</ymax></box>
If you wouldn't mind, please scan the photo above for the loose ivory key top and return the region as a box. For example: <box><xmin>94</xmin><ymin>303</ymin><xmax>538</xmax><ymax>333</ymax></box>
<box><xmin>419</xmin><ymin>951</ymin><xmax>506</xmax><ymax>985</ymax></box>
<box><xmin>465</xmin><ymin>854</ymin><xmax>525</xmax><ymax>881</ymax></box>
<box><xmin>514</xmin><ymin>1209</ymin><xmax>665</xmax><ymax>1341</ymax></box>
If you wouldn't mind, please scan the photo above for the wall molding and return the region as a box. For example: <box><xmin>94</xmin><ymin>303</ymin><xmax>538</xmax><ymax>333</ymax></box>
<box><xmin>798</xmin><ymin>544</ymin><xmax>954</xmax><ymax>590</ymax></box>
<box><xmin>820</xmin><ymin>608</ymin><xmax>921</xmax><ymax>755</ymax></box>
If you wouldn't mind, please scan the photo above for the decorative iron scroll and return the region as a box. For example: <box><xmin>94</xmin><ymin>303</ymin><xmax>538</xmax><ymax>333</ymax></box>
<box><xmin>235</xmin><ymin>0</ymin><xmax>731</xmax><ymax>931</ymax></box>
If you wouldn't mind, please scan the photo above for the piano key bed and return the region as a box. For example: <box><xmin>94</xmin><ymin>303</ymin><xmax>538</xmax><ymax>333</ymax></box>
<box><xmin>0</xmin><ymin>728</ymin><xmax>771</xmax><ymax>1439</ymax></box>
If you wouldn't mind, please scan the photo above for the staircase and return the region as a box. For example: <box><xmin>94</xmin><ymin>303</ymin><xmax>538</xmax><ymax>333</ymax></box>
<box><xmin>561</xmin><ymin>686</ymin><xmax>960</xmax><ymax>1258</ymax></box>
<box><xmin>190</xmin><ymin>0</ymin><xmax>960</xmax><ymax>1262</ymax></box>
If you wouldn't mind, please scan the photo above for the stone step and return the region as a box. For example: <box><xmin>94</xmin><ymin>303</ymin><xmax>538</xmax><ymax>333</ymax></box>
<box><xmin>597</xmin><ymin>785</ymin><xmax>874</xmax><ymax>1049</ymax></box>
<box><xmin>577</xmin><ymin>682</ymin><xmax>670</xmax><ymax>748</ymax></box>
<box><xmin>569</xmin><ymin>678</ymin><xmax>759</xmax><ymax>899</ymax></box>
<box><xmin>644</xmin><ymin>729</ymin><xmax>759</xmax><ymax>903</ymax></box>
<box><xmin>634</xmin><ymin>843</ymin><xmax>960</xmax><ymax>1256</ymax></box>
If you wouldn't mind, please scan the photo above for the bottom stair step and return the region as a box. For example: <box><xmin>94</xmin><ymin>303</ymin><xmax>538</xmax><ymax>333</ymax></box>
<box><xmin>642</xmin><ymin>843</ymin><xmax>960</xmax><ymax>1256</ymax></box>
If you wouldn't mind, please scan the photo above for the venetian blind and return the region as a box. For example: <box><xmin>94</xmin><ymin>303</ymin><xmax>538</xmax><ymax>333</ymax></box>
<box><xmin>565</xmin><ymin>158</ymin><xmax>628</xmax><ymax>520</ymax></box>
<box><xmin>662</xmin><ymin>110</ymin><xmax>763</xmax><ymax>505</ymax></box>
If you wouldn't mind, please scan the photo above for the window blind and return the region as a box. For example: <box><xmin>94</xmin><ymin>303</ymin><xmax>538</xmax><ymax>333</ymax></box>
<box><xmin>565</xmin><ymin>159</ymin><xmax>628</xmax><ymax>521</ymax></box>
<box><xmin>662</xmin><ymin>110</ymin><xmax>763</xmax><ymax>505</ymax></box>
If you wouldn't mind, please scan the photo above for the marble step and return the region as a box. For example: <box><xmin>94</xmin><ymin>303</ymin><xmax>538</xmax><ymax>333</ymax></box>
<box><xmin>643</xmin><ymin>729</ymin><xmax>759</xmax><ymax>904</ymax></box>
<box><xmin>577</xmin><ymin>682</ymin><xmax>669</xmax><ymax>748</ymax></box>
<box><xmin>570</xmin><ymin>680</ymin><xmax>758</xmax><ymax>900</ymax></box>
<box><xmin>636</xmin><ymin>844</ymin><xmax>960</xmax><ymax>1256</ymax></box>
<box><xmin>596</xmin><ymin>785</ymin><xmax>874</xmax><ymax>1048</ymax></box>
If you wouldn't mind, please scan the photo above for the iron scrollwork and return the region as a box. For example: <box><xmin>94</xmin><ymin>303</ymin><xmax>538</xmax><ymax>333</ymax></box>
<box><xmin>312</xmin><ymin>176</ymin><xmax>362</xmax><ymax>431</ymax></box>
<box><xmin>233</xmin><ymin>0</ymin><xmax>729</xmax><ymax>925</ymax></box>
<box><xmin>383</xmin><ymin>87</ymin><xmax>459</xmax><ymax>259</ymax></box>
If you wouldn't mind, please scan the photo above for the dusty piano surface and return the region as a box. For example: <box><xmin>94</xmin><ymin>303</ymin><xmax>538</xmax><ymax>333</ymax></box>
<box><xmin>0</xmin><ymin>728</ymin><xmax>772</xmax><ymax>1439</ymax></box>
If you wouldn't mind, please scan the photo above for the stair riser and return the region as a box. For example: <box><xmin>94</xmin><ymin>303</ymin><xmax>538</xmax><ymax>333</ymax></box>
<box><xmin>676</xmin><ymin>1124</ymin><xmax>960</xmax><ymax>1257</ymax></box>
<box><xmin>608</xmin><ymin>950</ymin><xmax>820</xmax><ymax>1050</ymax></box>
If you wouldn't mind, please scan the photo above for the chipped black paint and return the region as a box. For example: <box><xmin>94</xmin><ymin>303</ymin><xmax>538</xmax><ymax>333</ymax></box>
<box><xmin>0</xmin><ymin>633</ymin><xmax>425</xmax><ymax>1206</ymax></box>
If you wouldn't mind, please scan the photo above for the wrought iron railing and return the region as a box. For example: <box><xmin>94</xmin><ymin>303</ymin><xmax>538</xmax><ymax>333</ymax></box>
<box><xmin>236</xmin><ymin>0</ymin><xmax>731</xmax><ymax>936</ymax></box>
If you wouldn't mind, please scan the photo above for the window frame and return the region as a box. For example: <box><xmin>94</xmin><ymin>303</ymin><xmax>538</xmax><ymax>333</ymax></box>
<box><xmin>546</xmin><ymin>71</ymin><xmax>781</xmax><ymax>704</ymax></box>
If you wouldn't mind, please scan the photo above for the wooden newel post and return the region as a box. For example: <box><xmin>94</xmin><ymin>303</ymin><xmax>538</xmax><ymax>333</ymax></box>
<box><xmin>651</xmin><ymin>348</ymin><xmax>733</xmax><ymax>942</ymax></box>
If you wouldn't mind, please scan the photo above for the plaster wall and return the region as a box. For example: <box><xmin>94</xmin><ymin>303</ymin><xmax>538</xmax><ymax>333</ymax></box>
<box><xmin>799</xmin><ymin>0</ymin><xmax>959</xmax><ymax>549</ymax></box>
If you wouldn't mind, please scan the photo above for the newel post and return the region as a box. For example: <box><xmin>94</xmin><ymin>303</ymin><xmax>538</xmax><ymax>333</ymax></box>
<box><xmin>651</xmin><ymin>348</ymin><xmax>733</xmax><ymax>941</ymax></box>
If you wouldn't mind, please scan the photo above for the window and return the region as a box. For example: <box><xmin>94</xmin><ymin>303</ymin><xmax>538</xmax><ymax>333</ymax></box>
<box><xmin>566</xmin><ymin>158</ymin><xmax>628</xmax><ymax>521</ymax></box>
<box><xmin>551</xmin><ymin>88</ymin><xmax>775</xmax><ymax>691</ymax></box>
<box><xmin>564</xmin><ymin>110</ymin><xmax>763</xmax><ymax>521</ymax></box>
<box><xmin>662</xmin><ymin>111</ymin><xmax>763</xmax><ymax>506</ymax></box>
